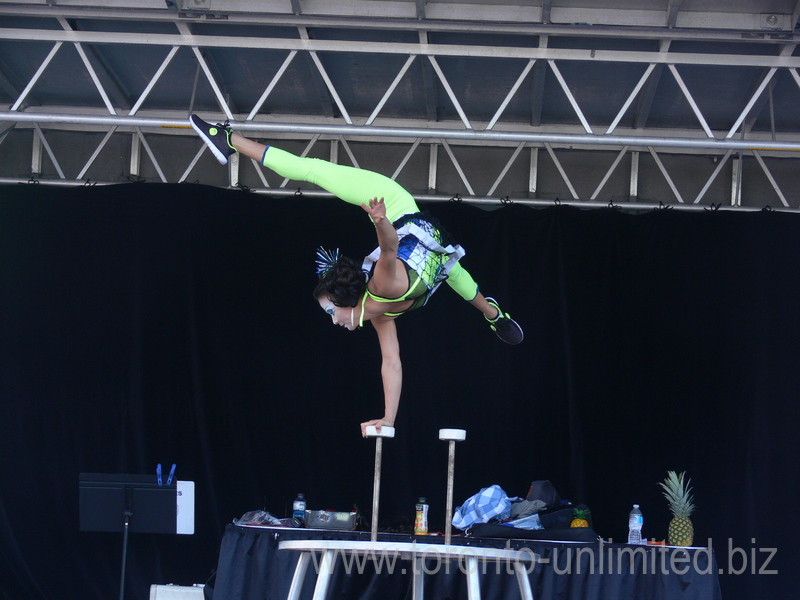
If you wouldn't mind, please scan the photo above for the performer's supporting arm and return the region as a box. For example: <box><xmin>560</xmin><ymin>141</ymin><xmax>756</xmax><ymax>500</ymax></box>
<box><xmin>360</xmin><ymin>315</ymin><xmax>401</xmax><ymax>437</ymax></box>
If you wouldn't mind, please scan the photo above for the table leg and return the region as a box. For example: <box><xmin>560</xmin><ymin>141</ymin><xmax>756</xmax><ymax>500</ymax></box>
<box><xmin>286</xmin><ymin>552</ymin><xmax>310</xmax><ymax>600</ymax></box>
<box><xmin>312</xmin><ymin>549</ymin><xmax>335</xmax><ymax>600</ymax></box>
<box><xmin>412</xmin><ymin>555</ymin><xmax>424</xmax><ymax>600</ymax></box>
<box><xmin>465</xmin><ymin>556</ymin><xmax>481</xmax><ymax>600</ymax></box>
<box><xmin>514</xmin><ymin>562</ymin><xmax>534</xmax><ymax>600</ymax></box>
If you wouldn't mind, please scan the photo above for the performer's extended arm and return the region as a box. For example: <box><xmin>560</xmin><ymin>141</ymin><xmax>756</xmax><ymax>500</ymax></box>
<box><xmin>361</xmin><ymin>197</ymin><xmax>407</xmax><ymax>299</ymax></box>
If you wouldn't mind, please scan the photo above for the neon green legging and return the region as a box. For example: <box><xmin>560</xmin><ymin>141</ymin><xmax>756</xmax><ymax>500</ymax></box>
<box><xmin>263</xmin><ymin>146</ymin><xmax>479</xmax><ymax>302</ymax></box>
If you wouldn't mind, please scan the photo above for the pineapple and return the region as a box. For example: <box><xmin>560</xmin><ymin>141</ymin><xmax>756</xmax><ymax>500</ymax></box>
<box><xmin>570</xmin><ymin>508</ymin><xmax>590</xmax><ymax>528</ymax></box>
<box><xmin>658</xmin><ymin>471</ymin><xmax>696</xmax><ymax>546</ymax></box>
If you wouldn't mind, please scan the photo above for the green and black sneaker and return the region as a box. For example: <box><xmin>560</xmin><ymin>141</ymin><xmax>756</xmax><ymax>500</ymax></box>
<box><xmin>190</xmin><ymin>114</ymin><xmax>236</xmax><ymax>165</ymax></box>
<box><xmin>485</xmin><ymin>297</ymin><xmax>524</xmax><ymax>345</ymax></box>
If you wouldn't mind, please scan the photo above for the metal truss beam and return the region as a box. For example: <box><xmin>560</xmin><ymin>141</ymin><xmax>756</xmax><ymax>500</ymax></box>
<box><xmin>4</xmin><ymin>112</ymin><xmax>800</xmax><ymax>153</ymax></box>
<box><xmin>1</xmin><ymin>4</ymin><xmax>798</xmax><ymax>41</ymax></box>
<box><xmin>2</xmin><ymin>111</ymin><xmax>798</xmax><ymax>211</ymax></box>
<box><xmin>2</xmin><ymin>27</ymin><xmax>800</xmax><ymax>69</ymax></box>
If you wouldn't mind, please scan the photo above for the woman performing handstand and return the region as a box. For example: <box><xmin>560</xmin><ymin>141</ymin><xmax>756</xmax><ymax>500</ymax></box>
<box><xmin>190</xmin><ymin>115</ymin><xmax>523</xmax><ymax>436</ymax></box>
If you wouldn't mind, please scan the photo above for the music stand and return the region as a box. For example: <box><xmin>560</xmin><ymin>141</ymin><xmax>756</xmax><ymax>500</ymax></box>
<box><xmin>79</xmin><ymin>473</ymin><xmax>194</xmax><ymax>600</ymax></box>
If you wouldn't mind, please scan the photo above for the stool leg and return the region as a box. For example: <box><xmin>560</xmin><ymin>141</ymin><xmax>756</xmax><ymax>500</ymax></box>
<box><xmin>371</xmin><ymin>437</ymin><xmax>383</xmax><ymax>541</ymax></box>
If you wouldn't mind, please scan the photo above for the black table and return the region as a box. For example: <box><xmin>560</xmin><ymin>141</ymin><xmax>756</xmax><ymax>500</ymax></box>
<box><xmin>210</xmin><ymin>525</ymin><xmax>722</xmax><ymax>600</ymax></box>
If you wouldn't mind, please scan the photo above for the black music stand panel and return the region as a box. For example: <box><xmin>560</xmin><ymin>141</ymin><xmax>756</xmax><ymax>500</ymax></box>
<box><xmin>79</xmin><ymin>473</ymin><xmax>178</xmax><ymax>534</ymax></box>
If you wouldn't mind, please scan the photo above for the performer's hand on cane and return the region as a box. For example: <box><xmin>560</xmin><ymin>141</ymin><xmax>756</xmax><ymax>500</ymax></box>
<box><xmin>361</xmin><ymin>417</ymin><xmax>394</xmax><ymax>438</ymax></box>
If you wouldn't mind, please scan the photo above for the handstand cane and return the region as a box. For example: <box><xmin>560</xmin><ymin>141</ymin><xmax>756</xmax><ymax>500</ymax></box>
<box><xmin>365</xmin><ymin>425</ymin><xmax>395</xmax><ymax>541</ymax></box>
<box><xmin>439</xmin><ymin>429</ymin><xmax>466</xmax><ymax>545</ymax></box>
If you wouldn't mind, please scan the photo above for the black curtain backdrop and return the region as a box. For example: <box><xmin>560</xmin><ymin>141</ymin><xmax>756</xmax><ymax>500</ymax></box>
<box><xmin>1</xmin><ymin>182</ymin><xmax>797</xmax><ymax>600</ymax></box>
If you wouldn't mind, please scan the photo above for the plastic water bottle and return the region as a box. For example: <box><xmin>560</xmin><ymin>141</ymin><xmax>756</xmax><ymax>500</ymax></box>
<box><xmin>292</xmin><ymin>493</ymin><xmax>307</xmax><ymax>527</ymax></box>
<box><xmin>628</xmin><ymin>504</ymin><xmax>643</xmax><ymax>544</ymax></box>
<box><xmin>414</xmin><ymin>497</ymin><xmax>429</xmax><ymax>535</ymax></box>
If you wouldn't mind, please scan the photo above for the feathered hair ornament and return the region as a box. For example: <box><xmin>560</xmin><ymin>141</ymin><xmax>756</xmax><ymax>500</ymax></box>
<box><xmin>315</xmin><ymin>247</ymin><xmax>340</xmax><ymax>277</ymax></box>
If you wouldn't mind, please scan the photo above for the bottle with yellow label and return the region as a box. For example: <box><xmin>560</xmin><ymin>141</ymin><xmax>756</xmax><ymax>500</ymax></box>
<box><xmin>414</xmin><ymin>497</ymin><xmax>429</xmax><ymax>535</ymax></box>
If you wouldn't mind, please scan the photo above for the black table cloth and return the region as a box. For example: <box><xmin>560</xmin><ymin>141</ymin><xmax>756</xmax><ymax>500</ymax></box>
<box><xmin>210</xmin><ymin>525</ymin><xmax>722</xmax><ymax>600</ymax></box>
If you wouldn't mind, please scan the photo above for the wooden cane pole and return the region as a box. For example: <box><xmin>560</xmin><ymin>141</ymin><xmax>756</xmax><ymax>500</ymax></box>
<box><xmin>439</xmin><ymin>429</ymin><xmax>466</xmax><ymax>545</ymax></box>
<box><xmin>365</xmin><ymin>425</ymin><xmax>395</xmax><ymax>542</ymax></box>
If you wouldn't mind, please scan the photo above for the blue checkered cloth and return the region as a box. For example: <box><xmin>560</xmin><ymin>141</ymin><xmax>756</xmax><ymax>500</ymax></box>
<box><xmin>452</xmin><ymin>485</ymin><xmax>518</xmax><ymax>530</ymax></box>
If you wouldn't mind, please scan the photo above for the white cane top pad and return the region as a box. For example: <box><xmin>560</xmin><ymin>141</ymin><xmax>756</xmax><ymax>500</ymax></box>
<box><xmin>439</xmin><ymin>428</ymin><xmax>466</xmax><ymax>441</ymax></box>
<box><xmin>365</xmin><ymin>425</ymin><xmax>395</xmax><ymax>438</ymax></box>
